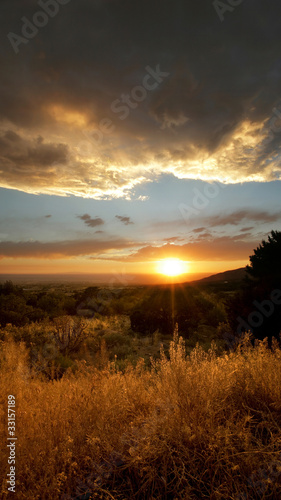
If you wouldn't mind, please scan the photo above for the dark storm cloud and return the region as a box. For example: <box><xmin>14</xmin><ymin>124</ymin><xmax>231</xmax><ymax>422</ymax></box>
<box><xmin>0</xmin><ymin>130</ymin><xmax>70</xmax><ymax>192</ymax></box>
<box><xmin>0</xmin><ymin>129</ymin><xmax>136</xmax><ymax>197</ymax></box>
<box><xmin>77</xmin><ymin>214</ymin><xmax>105</xmax><ymax>227</ymax></box>
<box><xmin>115</xmin><ymin>215</ymin><xmax>134</xmax><ymax>225</ymax></box>
<box><xmin>0</xmin><ymin>131</ymin><xmax>69</xmax><ymax>167</ymax></box>
<box><xmin>1</xmin><ymin>0</ymin><xmax>281</xmax><ymax>196</ymax></box>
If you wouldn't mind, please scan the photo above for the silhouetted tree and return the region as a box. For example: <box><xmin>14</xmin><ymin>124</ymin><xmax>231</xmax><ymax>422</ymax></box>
<box><xmin>246</xmin><ymin>230</ymin><xmax>281</xmax><ymax>290</ymax></box>
<box><xmin>226</xmin><ymin>231</ymin><xmax>281</xmax><ymax>345</ymax></box>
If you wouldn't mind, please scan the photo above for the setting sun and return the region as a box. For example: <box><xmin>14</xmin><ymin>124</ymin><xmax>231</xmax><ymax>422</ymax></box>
<box><xmin>157</xmin><ymin>258</ymin><xmax>188</xmax><ymax>276</ymax></box>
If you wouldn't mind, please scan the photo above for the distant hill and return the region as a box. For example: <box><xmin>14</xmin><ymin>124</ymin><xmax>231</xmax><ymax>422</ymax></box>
<box><xmin>192</xmin><ymin>267</ymin><xmax>247</xmax><ymax>284</ymax></box>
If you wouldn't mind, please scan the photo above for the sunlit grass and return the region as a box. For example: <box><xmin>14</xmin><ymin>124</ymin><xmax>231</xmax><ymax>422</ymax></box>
<box><xmin>1</xmin><ymin>333</ymin><xmax>281</xmax><ymax>498</ymax></box>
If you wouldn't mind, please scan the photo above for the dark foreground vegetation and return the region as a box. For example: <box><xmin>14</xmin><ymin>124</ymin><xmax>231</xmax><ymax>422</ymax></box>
<box><xmin>0</xmin><ymin>231</ymin><xmax>281</xmax><ymax>498</ymax></box>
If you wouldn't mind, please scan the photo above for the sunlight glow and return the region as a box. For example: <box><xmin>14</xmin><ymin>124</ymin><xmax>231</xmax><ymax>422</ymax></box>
<box><xmin>46</xmin><ymin>104</ymin><xmax>88</xmax><ymax>127</ymax></box>
<box><xmin>157</xmin><ymin>258</ymin><xmax>188</xmax><ymax>276</ymax></box>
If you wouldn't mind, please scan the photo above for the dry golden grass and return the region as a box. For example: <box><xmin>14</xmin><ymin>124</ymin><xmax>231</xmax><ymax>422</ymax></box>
<box><xmin>1</xmin><ymin>332</ymin><xmax>281</xmax><ymax>499</ymax></box>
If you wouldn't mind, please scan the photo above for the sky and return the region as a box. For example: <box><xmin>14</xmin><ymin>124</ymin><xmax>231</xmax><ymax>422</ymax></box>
<box><xmin>0</xmin><ymin>0</ymin><xmax>281</xmax><ymax>283</ymax></box>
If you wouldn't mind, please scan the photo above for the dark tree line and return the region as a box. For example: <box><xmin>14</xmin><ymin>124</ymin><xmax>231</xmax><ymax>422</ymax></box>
<box><xmin>0</xmin><ymin>281</ymin><xmax>76</xmax><ymax>327</ymax></box>
<box><xmin>226</xmin><ymin>230</ymin><xmax>281</xmax><ymax>344</ymax></box>
<box><xmin>130</xmin><ymin>285</ymin><xmax>226</xmax><ymax>336</ymax></box>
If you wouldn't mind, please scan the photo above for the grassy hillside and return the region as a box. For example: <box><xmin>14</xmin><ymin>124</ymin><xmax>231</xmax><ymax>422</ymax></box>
<box><xmin>1</xmin><ymin>332</ymin><xmax>281</xmax><ymax>499</ymax></box>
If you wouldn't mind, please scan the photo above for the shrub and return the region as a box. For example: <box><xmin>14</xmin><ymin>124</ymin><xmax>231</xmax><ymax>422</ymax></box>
<box><xmin>103</xmin><ymin>332</ymin><xmax>132</xmax><ymax>348</ymax></box>
<box><xmin>52</xmin><ymin>316</ymin><xmax>88</xmax><ymax>355</ymax></box>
